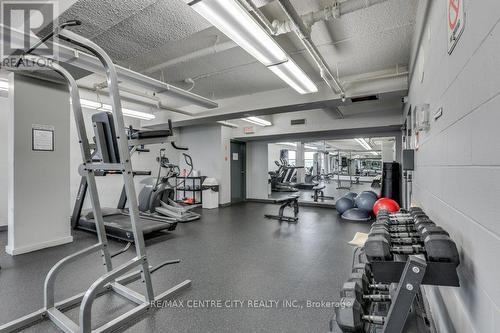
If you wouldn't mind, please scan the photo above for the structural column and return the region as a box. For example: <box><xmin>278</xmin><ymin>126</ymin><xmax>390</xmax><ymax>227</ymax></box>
<box><xmin>296</xmin><ymin>142</ymin><xmax>305</xmax><ymax>183</ymax></box>
<box><xmin>7</xmin><ymin>74</ymin><xmax>72</xmax><ymax>255</ymax></box>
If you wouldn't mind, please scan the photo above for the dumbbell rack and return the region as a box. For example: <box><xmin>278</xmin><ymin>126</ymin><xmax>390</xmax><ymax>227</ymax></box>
<box><xmin>370</xmin><ymin>257</ymin><xmax>459</xmax><ymax>286</ymax></box>
<box><xmin>330</xmin><ymin>207</ymin><xmax>461</xmax><ymax>333</ymax></box>
<box><xmin>369</xmin><ymin>210</ymin><xmax>460</xmax><ymax>287</ymax></box>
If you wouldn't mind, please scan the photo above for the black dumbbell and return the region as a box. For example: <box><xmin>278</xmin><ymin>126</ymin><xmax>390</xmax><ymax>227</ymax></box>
<box><xmin>378</xmin><ymin>208</ymin><xmax>424</xmax><ymax>218</ymax></box>
<box><xmin>377</xmin><ymin>213</ymin><xmax>429</xmax><ymax>225</ymax></box>
<box><xmin>348</xmin><ymin>272</ymin><xmax>390</xmax><ymax>294</ymax></box>
<box><xmin>370</xmin><ymin>225</ymin><xmax>449</xmax><ymax>245</ymax></box>
<box><xmin>372</xmin><ymin>218</ymin><xmax>435</xmax><ymax>231</ymax></box>
<box><xmin>340</xmin><ymin>281</ymin><xmax>391</xmax><ymax>310</ymax></box>
<box><xmin>335</xmin><ymin>297</ymin><xmax>386</xmax><ymax>332</ymax></box>
<box><xmin>352</xmin><ymin>262</ymin><xmax>372</xmax><ymax>277</ymax></box>
<box><xmin>372</xmin><ymin>223</ymin><xmax>416</xmax><ymax>233</ymax></box>
<box><xmin>365</xmin><ymin>233</ymin><xmax>460</xmax><ymax>265</ymax></box>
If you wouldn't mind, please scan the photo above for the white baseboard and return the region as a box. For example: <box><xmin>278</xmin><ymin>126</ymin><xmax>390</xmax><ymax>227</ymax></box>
<box><xmin>5</xmin><ymin>235</ymin><xmax>73</xmax><ymax>256</ymax></box>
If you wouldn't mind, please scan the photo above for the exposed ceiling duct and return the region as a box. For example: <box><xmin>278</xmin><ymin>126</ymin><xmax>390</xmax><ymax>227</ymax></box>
<box><xmin>271</xmin><ymin>0</ymin><xmax>389</xmax><ymax>35</ymax></box>
<box><xmin>275</xmin><ymin>0</ymin><xmax>345</xmax><ymax>97</ymax></box>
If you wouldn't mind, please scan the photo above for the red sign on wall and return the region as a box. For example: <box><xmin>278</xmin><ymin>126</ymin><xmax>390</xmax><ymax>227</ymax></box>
<box><xmin>448</xmin><ymin>0</ymin><xmax>465</xmax><ymax>54</ymax></box>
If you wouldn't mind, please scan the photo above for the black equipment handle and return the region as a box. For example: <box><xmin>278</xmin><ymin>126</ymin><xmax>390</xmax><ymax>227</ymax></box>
<box><xmin>171</xmin><ymin>142</ymin><xmax>189</xmax><ymax>151</ymax></box>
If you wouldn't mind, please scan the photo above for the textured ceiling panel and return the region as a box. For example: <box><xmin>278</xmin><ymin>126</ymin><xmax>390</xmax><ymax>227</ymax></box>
<box><xmin>57</xmin><ymin>0</ymin><xmax>417</xmax><ymax>101</ymax></box>
<box><xmin>126</xmin><ymin>27</ymin><xmax>232</xmax><ymax>72</ymax></box>
<box><xmin>187</xmin><ymin>62</ymin><xmax>286</xmax><ymax>100</ymax></box>
<box><xmin>54</xmin><ymin>0</ymin><xmax>158</xmax><ymax>39</ymax></box>
<box><xmin>91</xmin><ymin>0</ymin><xmax>211</xmax><ymax>61</ymax></box>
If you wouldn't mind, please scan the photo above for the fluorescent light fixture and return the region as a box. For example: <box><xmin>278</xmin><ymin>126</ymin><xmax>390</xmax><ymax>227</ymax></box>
<box><xmin>217</xmin><ymin>120</ymin><xmax>239</xmax><ymax>128</ymax></box>
<box><xmin>355</xmin><ymin>138</ymin><xmax>372</xmax><ymax>151</ymax></box>
<box><xmin>0</xmin><ymin>80</ymin><xmax>9</xmax><ymax>91</ymax></box>
<box><xmin>241</xmin><ymin>116</ymin><xmax>272</xmax><ymax>127</ymax></box>
<box><xmin>276</xmin><ymin>142</ymin><xmax>297</xmax><ymax>147</ymax></box>
<box><xmin>268</xmin><ymin>60</ymin><xmax>318</xmax><ymax>94</ymax></box>
<box><xmin>189</xmin><ymin>0</ymin><xmax>286</xmax><ymax>65</ymax></box>
<box><xmin>188</xmin><ymin>0</ymin><xmax>318</xmax><ymax>94</ymax></box>
<box><xmin>80</xmin><ymin>98</ymin><xmax>156</xmax><ymax>121</ymax></box>
<box><xmin>304</xmin><ymin>145</ymin><xmax>318</xmax><ymax>150</ymax></box>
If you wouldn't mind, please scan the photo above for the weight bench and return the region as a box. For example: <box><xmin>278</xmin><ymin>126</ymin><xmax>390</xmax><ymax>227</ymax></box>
<box><xmin>265</xmin><ymin>195</ymin><xmax>300</xmax><ymax>223</ymax></box>
<box><xmin>311</xmin><ymin>184</ymin><xmax>334</xmax><ymax>202</ymax></box>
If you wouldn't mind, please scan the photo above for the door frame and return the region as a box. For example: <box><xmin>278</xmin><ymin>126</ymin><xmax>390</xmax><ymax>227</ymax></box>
<box><xmin>230</xmin><ymin>140</ymin><xmax>246</xmax><ymax>203</ymax></box>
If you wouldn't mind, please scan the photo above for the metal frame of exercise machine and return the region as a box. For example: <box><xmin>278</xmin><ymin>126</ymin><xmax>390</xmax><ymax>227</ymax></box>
<box><xmin>0</xmin><ymin>22</ymin><xmax>191</xmax><ymax>333</ymax></box>
<box><xmin>335</xmin><ymin>151</ymin><xmax>353</xmax><ymax>190</ymax></box>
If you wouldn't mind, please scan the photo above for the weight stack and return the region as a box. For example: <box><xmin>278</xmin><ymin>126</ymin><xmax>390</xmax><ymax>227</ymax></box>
<box><xmin>381</xmin><ymin>162</ymin><xmax>400</xmax><ymax>204</ymax></box>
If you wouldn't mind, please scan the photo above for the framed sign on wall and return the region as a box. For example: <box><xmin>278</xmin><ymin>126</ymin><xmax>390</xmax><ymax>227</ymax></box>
<box><xmin>32</xmin><ymin>124</ymin><xmax>54</xmax><ymax>151</ymax></box>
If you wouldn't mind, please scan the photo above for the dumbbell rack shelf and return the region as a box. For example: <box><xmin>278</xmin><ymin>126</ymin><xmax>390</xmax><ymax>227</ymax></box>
<box><xmin>370</xmin><ymin>256</ymin><xmax>460</xmax><ymax>287</ymax></box>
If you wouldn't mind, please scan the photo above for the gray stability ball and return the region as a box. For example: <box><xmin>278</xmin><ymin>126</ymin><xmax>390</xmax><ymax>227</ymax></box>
<box><xmin>355</xmin><ymin>192</ymin><xmax>378</xmax><ymax>212</ymax></box>
<box><xmin>343</xmin><ymin>192</ymin><xmax>358</xmax><ymax>201</ymax></box>
<box><xmin>342</xmin><ymin>208</ymin><xmax>372</xmax><ymax>222</ymax></box>
<box><xmin>336</xmin><ymin>197</ymin><xmax>355</xmax><ymax>215</ymax></box>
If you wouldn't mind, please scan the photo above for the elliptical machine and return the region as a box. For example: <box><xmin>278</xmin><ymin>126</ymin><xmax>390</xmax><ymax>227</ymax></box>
<box><xmin>138</xmin><ymin>144</ymin><xmax>201</xmax><ymax>222</ymax></box>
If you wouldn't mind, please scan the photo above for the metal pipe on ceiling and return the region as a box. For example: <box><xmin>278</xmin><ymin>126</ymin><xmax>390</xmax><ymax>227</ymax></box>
<box><xmin>276</xmin><ymin>0</ymin><xmax>345</xmax><ymax>97</ymax></box>
<box><xmin>272</xmin><ymin>0</ymin><xmax>389</xmax><ymax>35</ymax></box>
<box><xmin>144</xmin><ymin>40</ymin><xmax>237</xmax><ymax>74</ymax></box>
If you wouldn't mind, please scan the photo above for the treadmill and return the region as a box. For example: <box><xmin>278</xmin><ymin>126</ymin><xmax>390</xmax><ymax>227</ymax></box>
<box><xmin>71</xmin><ymin>112</ymin><xmax>177</xmax><ymax>242</ymax></box>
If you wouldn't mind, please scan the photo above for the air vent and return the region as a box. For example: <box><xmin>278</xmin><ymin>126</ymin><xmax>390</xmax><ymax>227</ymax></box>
<box><xmin>291</xmin><ymin>119</ymin><xmax>306</xmax><ymax>125</ymax></box>
<box><xmin>351</xmin><ymin>95</ymin><xmax>379</xmax><ymax>103</ymax></box>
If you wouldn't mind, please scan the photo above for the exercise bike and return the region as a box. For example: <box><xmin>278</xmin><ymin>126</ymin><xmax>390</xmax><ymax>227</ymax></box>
<box><xmin>138</xmin><ymin>146</ymin><xmax>201</xmax><ymax>222</ymax></box>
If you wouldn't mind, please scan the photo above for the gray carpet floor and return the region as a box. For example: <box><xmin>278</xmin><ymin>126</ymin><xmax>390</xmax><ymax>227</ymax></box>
<box><xmin>0</xmin><ymin>202</ymin><xmax>372</xmax><ymax>332</ymax></box>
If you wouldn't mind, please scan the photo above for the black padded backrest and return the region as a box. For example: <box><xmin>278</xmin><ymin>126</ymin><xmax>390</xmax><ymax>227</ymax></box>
<box><xmin>92</xmin><ymin>112</ymin><xmax>120</xmax><ymax>163</ymax></box>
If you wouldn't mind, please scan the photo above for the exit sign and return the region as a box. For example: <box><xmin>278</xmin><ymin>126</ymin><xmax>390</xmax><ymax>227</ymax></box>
<box><xmin>244</xmin><ymin>126</ymin><xmax>255</xmax><ymax>134</ymax></box>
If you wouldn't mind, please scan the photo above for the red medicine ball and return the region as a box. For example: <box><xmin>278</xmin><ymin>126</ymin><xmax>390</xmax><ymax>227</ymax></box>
<box><xmin>373</xmin><ymin>198</ymin><xmax>400</xmax><ymax>215</ymax></box>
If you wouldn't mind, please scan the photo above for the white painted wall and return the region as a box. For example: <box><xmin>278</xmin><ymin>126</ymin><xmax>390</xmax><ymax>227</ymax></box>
<box><xmin>177</xmin><ymin>124</ymin><xmax>231</xmax><ymax>205</ymax></box>
<box><xmin>246</xmin><ymin>141</ymin><xmax>269</xmax><ymax>200</ymax></box>
<box><xmin>0</xmin><ymin>95</ymin><xmax>8</xmax><ymax>227</ymax></box>
<box><xmin>407</xmin><ymin>0</ymin><xmax>500</xmax><ymax>331</ymax></box>
<box><xmin>7</xmin><ymin>75</ymin><xmax>72</xmax><ymax>255</ymax></box>
<box><xmin>220</xmin><ymin>126</ymin><xmax>232</xmax><ymax>204</ymax></box>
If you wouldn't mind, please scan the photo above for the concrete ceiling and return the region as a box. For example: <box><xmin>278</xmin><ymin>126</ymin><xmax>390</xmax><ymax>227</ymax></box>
<box><xmin>56</xmin><ymin>0</ymin><xmax>418</xmax><ymax>100</ymax></box>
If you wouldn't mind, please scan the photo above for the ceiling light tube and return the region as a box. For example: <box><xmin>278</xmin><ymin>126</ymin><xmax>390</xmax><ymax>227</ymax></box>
<box><xmin>188</xmin><ymin>0</ymin><xmax>287</xmax><ymax>66</ymax></box>
<box><xmin>268</xmin><ymin>60</ymin><xmax>318</xmax><ymax>94</ymax></box>
<box><xmin>276</xmin><ymin>142</ymin><xmax>297</xmax><ymax>147</ymax></box>
<box><xmin>217</xmin><ymin>120</ymin><xmax>239</xmax><ymax>128</ymax></box>
<box><xmin>80</xmin><ymin>99</ymin><xmax>156</xmax><ymax>120</ymax></box>
<box><xmin>241</xmin><ymin>116</ymin><xmax>272</xmax><ymax>127</ymax></box>
<box><xmin>188</xmin><ymin>0</ymin><xmax>318</xmax><ymax>95</ymax></box>
<box><xmin>304</xmin><ymin>145</ymin><xmax>318</xmax><ymax>150</ymax></box>
<box><xmin>355</xmin><ymin>138</ymin><xmax>372</xmax><ymax>151</ymax></box>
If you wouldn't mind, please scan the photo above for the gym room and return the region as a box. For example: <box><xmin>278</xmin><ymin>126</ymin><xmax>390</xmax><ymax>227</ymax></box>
<box><xmin>0</xmin><ymin>0</ymin><xmax>497</xmax><ymax>332</ymax></box>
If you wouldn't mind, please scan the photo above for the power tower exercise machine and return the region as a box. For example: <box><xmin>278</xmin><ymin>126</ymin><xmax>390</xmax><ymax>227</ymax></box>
<box><xmin>0</xmin><ymin>22</ymin><xmax>191</xmax><ymax>333</ymax></box>
<box><xmin>335</xmin><ymin>151</ymin><xmax>353</xmax><ymax>190</ymax></box>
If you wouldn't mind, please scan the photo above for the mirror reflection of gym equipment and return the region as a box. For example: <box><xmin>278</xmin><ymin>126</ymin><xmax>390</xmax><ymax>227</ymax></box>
<box><xmin>268</xmin><ymin>138</ymin><xmax>394</xmax><ymax>205</ymax></box>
